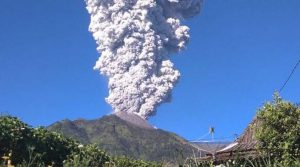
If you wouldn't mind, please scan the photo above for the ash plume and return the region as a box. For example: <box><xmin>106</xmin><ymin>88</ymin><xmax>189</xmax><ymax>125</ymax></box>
<box><xmin>85</xmin><ymin>0</ymin><xmax>202</xmax><ymax>119</ymax></box>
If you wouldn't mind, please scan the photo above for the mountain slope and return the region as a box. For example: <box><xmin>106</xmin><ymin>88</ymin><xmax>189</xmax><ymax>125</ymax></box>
<box><xmin>47</xmin><ymin>114</ymin><xmax>205</xmax><ymax>162</ymax></box>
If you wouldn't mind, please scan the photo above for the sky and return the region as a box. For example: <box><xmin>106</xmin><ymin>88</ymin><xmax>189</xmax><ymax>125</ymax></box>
<box><xmin>0</xmin><ymin>0</ymin><xmax>299</xmax><ymax>141</ymax></box>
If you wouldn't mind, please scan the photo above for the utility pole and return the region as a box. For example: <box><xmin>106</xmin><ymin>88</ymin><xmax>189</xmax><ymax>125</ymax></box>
<box><xmin>209</xmin><ymin>126</ymin><xmax>215</xmax><ymax>141</ymax></box>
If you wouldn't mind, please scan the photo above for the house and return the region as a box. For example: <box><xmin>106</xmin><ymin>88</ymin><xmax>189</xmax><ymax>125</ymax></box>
<box><xmin>202</xmin><ymin>118</ymin><xmax>261</xmax><ymax>164</ymax></box>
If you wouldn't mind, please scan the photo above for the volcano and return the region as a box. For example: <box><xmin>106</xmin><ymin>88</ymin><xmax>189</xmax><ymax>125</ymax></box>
<box><xmin>113</xmin><ymin>111</ymin><xmax>154</xmax><ymax>129</ymax></box>
<box><xmin>47</xmin><ymin>114</ymin><xmax>207</xmax><ymax>163</ymax></box>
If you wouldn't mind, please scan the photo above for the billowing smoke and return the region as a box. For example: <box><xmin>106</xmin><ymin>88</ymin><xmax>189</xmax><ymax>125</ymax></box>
<box><xmin>85</xmin><ymin>0</ymin><xmax>202</xmax><ymax>119</ymax></box>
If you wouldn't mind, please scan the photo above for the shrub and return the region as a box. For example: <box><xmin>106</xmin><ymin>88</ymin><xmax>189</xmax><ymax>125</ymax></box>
<box><xmin>63</xmin><ymin>144</ymin><xmax>110</xmax><ymax>167</ymax></box>
<box><xmin>0</xmin><ymin>116</ymin><xmax>33</xmax><ymax>164</ymax></box>
<box><xmin>31</xmin><ymin>127</ymin><xmax>80</xmax><ymax>166</ymax></box>
<box><xmin>0</xmin><ymin>116</ymin><xmax>161</xmax><ymax>167</ymax></box>
<box><xmin>112</xmin><ymin>156</ymin><xmax>162</xmax><ymax>167</ymax></box>
<box><xmin>255</xmin><ymin>93</ymin><xmax>300</xmax><ymax>166</ymax></box>
<box><xmin>0</xmin><ymin>116</ymin><xmax>83</xmax><ymax>166</ymax></box>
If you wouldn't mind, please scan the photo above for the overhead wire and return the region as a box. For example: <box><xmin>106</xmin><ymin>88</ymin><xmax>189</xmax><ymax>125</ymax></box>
<box><xmin>279</xmin><ymin>58</ymin><xmax>300</xmax><ymax>93</ymax></box>
<box><xmin>190</xmin><ymin>134</ymin><xmax>236</xmax><ymax>142</ymax></box>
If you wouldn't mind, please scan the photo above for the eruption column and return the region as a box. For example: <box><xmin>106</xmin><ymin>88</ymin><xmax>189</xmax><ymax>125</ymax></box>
<box><xmin>85</xmin><ymin>0</ymin><xmax>202</xmax><ymax>119</ymax></box>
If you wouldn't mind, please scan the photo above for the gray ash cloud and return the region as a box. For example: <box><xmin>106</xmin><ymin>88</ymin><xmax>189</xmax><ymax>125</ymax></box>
<box><xmin>85</xmin><ymin>0</ymin><xmax>202</xmax><ymax>119</ymax></box>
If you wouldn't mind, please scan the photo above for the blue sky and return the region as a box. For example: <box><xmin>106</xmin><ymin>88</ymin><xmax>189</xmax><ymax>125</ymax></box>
<box><xmin>0</xmin><ymin>0</ymin><xmax>299</xmax><ymax>141</ymax></box>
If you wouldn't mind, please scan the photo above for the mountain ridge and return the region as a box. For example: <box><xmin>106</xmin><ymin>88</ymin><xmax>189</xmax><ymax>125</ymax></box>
<box><xmin>47</xmin><ymin>114</ymin><xmax>206</xmax><ymax>162</ymax></box>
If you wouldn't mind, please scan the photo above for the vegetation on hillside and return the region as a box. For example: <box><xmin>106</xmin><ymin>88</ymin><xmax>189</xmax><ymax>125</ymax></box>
<box><xmin>47</xmin><ymin>115</ymin><xmax>201</xmax><ymax>163</ymax></box>
<box><xmin>0</xmin><ymin>116</ymin><xmax>161</xmax><ymax>167</ymax></box>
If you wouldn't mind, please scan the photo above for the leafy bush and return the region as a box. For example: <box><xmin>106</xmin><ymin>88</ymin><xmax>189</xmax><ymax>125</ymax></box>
<box><xmin>31</xmin><ymin>127</ymin><xmax>80</xmax><ymax>166</ymax></box>
<box><xmin>185</xmin><ymin>157</ymin><xmax>300</xmax><ymax>167</ymax></box>
<box><xmin>0</xmin><ymin>116</ymin><xmax>161</xmax><ymax>167</ymax></box>
<box><xmin>255</xmin><ymin>93</ymin><xmax>300</xmax><ymax>166</ymax></box>
<box><xmin>63</xmin><ymin>144</ymin><xmax>109</xmax><ymax>167</ymax></box>
<box><xmin>0</xmin><ymin>116</ymin><xmax>34</xmax><ymax>164</ymax></box>
<box><xmin>111</xmin><ymin>156</ymin><xmax>162</xmax><ymax>167</ymax></box>
<box><xmin>0</xmin><ymin>116</ymin><xmax>81</xmax><ymax>166</ymax></box>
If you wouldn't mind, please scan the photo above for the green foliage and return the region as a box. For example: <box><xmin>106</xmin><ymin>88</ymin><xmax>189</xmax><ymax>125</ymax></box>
<box><xmin>255</xmin><ymin>93</ymin><xmax>300</xmax><ymax>166</ymax></box>
<box><xmin>0</xmin><ymin>116</ymin><xmax>161</xmax><ymax>167</ymax></box>
<box><xmin>111</xmin><ymin>156</ymin><xmax>162</xmax><ymax>167</ymax></box>
<box><xmin>230</xmin><ymin>158</ymin><xmax>300</xmax><ymax>167</ymax></box>
<box><xmin>63</xmin><ymin>144</ymin><xmax>109</xmax><ymax>167</ymax></box>
<box><xmin>63</xmin><ymin>145</ymin><xmax>162</xmax><ymax>167</ymax></box>
<box><xmin>0</xmin><ymin>116</ymin><xmax>34</xmax><ymax>164</ymax></box>
<box><xmin>183</xmin><ymin>158</ymin><xmax>214</xmax><ymax>167</ymax></box>
<box><xmin>185</xmin><ymin>158</ymin><xmax>300</xmax><ymax>167</ymax></box>
<box><xmin>0</xmin><ymin>116</ymin><xmax>81</xmax><ymax>166</ymax></box>
<box><xmin>48</xmin><ymin>115</ymin><xmax>198</xmax><ymax>163</ymax></box>
<box><xmin>31</xmin><ymin>127</ymin><xmax>80</xmax><ymax>166</ymax></box>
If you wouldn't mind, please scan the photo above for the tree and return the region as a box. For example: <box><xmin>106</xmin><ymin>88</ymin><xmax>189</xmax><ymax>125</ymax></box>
<box><xmin>255</xmin><ymin>93</ymin><xmax>300</xmax><ymax>165</ymax></box>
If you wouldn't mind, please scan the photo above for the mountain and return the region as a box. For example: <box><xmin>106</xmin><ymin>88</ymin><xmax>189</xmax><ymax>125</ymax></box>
<box><xmin>47</xmin><ymin>113</ymin><xmax>207</xmax><ymax>163</ymax></box>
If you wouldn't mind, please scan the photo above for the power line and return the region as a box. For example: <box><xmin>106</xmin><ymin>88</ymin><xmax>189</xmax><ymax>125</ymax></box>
<box><xmin>190</xmin><ymin>134</ymin><xmax>236</xmax><ymax>142</ymax></box>
<box><xmin>279</xmin><ymin>58</ymin><xmax>300</xmax><ymax>93</ymax></box>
